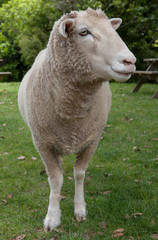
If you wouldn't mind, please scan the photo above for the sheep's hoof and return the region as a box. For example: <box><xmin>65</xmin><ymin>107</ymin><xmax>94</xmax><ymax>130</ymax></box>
<box><xmin>75</xmin><ymin>210</ymin><xmax>86</xmax><ymax>222</ymax></box>
<box><xmin>44</xmin><ymin>215</ymin><xmax>60</xmax><ymax>232</ymax></box>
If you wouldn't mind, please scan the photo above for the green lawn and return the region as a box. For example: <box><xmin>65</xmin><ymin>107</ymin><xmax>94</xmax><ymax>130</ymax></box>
<box><xmin>0</xmin><ymin>82</ymin><xmax>158</xmax><ymax>240</ymax></box>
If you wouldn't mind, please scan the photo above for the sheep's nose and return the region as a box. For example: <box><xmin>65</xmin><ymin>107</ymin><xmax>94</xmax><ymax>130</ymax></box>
<box><xmin>123</xmin><ymin>59</ymin><xmax>135</xmax><ymax>66</ymax></box>
<box><xmin>123</xmin><ymin>55</ymin><xmax>136</xmax><ymax>66</ymax></box>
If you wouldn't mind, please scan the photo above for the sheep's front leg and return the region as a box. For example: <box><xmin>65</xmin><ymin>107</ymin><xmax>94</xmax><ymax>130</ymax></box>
<box><xmin>44</xmin><ymin>169</ymin><xmax>63</xmax><ymax>232</ymax></box>
<box><xmin>74</xmin><ymin>142</ymin><xmax>98</xmax><ymax>222</ymax></box>
<box><xmin>36</xmin><ymin>145</ymin><xmax>63</xmax><ymax>232</ymax></box>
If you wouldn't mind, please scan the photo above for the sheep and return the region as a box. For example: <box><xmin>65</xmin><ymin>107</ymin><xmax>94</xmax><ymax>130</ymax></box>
<box><xmin>18</xmin><ymin>8</ymin><xmax>136</xmax><ymax>232</ymax></box>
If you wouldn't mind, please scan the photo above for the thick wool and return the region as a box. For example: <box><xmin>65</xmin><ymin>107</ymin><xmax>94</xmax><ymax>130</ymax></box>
<box><xmin>18</xmin><ymin>10</ymin><xmax>111</xmax><ymax>156</ymax></box>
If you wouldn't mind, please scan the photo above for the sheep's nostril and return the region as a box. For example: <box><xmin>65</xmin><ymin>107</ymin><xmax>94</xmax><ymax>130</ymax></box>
<box><xmin>123</xmin><ymin>59</ymin><xmax>134</xmax><ymax>65</ymax></box>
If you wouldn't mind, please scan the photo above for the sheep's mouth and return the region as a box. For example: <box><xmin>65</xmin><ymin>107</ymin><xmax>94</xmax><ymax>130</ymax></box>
<box><xmin>111</xmin><ymin>68</ymin><xmax>132</xmax><ymax>78</ymax></box>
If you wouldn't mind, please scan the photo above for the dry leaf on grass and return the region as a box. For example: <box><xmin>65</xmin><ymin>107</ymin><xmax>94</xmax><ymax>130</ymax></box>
<box><xmin>101</xmin><ymin>191</ymin><xmax>111</xmax><ymax>195</ymax></box>
<box><xmin>113</xmin><ymin>232</ymin><xmax>124</xmax><ymax>237</ymax></box>
<box><xmin>98</xmin><ymin>221</ymin><xmax>106</xmax><ymax>229</ymax></box>
<box><xmin>86</xmin><ymin>176</ymin><xmax>91</xmax><ymax>181</ymax></box>
<box><xmin>124</xmin><ymin>214</ymin><xmax>130</xmax><ymax>219</ymax></box>
<box><xmin>96</xmin><ymin>165</ymin><xmax>104</xmax><ymax>168</ymax></box>
<box><xmin>152</xmin><ymin>234</ymin><xmax>158</xmax><ymax>239</ymax></box>
<box><xmin>113</xmin><ymin>228</ymin><xmax>124</xmax><ymax>237</ymax></box>
<box><xmin>31</xmin><ymin>156</ymin><xmax>37</xmax><ymax>160</ymax></box>
<box><xmin>133</xmin><ymin>146</ymin><xmax>140</xmax><ymax>152</ymax></box>
<box><xmin>0</xmin><ymin>152</ymin><xmax>9</xmax><ymax>156</ymax></box>
<box><xmin>132</xmin><ymin>213</ymin><xmax>143</xmax><ymax>218</ymax></box>
<box><xmin>152</xmin><ymin>138</ymin><xmax>158</xmax><ymax>141</ymax></box>
<box><xmin>7</xmin><ymin>193</ymin><xmax>12</xmax><ymax>199</ymax></box>
<box><xmin>67</xmin><ymin>176</ymin><xmax>73</xmax><ymax>180</ymax></box>
<box><xmin>17</xmin><ymin>156</ymin><xmax>25</xmax><ymax>160</ymax></box>
<box><xmin>2</xmin><ymin>199</ymin><xmax>7</xmax><ymax>204</ymax></box>
<box><xmin>13</xmin><ymin>234</ymin><xmax>26</xmax><ymax>240</ymax></box>
<box><xmin>113</xmin><ymin>228</ymin><xmax>124</xmax><ymax>233</ymax></box>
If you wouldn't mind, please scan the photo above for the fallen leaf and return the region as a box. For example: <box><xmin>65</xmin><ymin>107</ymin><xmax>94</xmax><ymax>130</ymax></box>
<box><xmin>2</xmin><ymin>123</ymin><xmax>7</xmax><ymax>126</ymax></box>
<box><xmin>113</xmin><ymin>228</ymin><xmax>124</xmax><ymax>238</ymax></box>
<box><xmin>0</xmin><ymin>102</ymin><xmax>4</xmax><ymax>104</ymax></box>
<box><xmin>152</xmin><ymin>234</ymin><xmax>158</xmax><ymax>239</ymax></box>
<box><xmin>145</xmin><ymin>145</ymin><xmax>152</xmax><ymax>148</ymax></box>
<box><xmin>17</xmin><ymin>156</ymin><xmax>25</xmax><ymax>160</ymax></box>
<box><xmin>7</xmin><ymin>193</ymin><xmax>12</xmax><ymax>199</ymax></box>
<box><xmin>35</xmin><ymin>228</ymin><xmax>43</xmax><ymax>232</ymax></box>
<box><xmin>124</xmin><ymin>214</ymin><xmax>130</xmax><ymax>219</ymax></box>
<box><xmin>125</xmin><ymin>116</ymin><xmax>133</xmax><ymax>121</ymax></box>
<box><xmin>19</xmin><ymin>127</ymin><xmax>25</xmax><ymax>131</ymax></box>
<box><xmin>113</xmin><ymin>233</ymin><xmax>124</xmax><ymax>237</ymax></box>
<box><xmin>151</xmin><ymin>220</ymin><xmax>155</xmax><ymax>225</ymax></box>
<box><xmin>31</xmin><ymin>156</ymin><xmax>37</xmax><ymax>160</ymax></box>
<box><xmin>13</xmin><ymin>234</ymin><xmax>26</xmax><ymax>240</ymax></box>
<box><xmin>132</xmin><ymin>213</ymin><xmax>143</xmax><ymax>218</ymax></box>
<box><xmin>103</xmin><ymin>130</ymin><xmax>108</xmax><ymax>134</ymax></box>
<box><xmin>113</xmin><ymin>228</ymin><xmax>124</xmax><ymax>233</ymax></box>
<box><xmin>67</xmin><ymin>176</ymin><xmax>73</xmax><ymax>180</ymax></box>
<box><xmin>86</xmin><ymin>176</ymin><xmax>91</xmax><ymax>181</ymax></box>
<box><xmin>84</xmin><ymin>233</ymin><xmax>91</xmax><ymax>240</ymax></box>
<box><xmin>2</xmin><ymin>199</ymin><xmax>7</xmax><ymax>204</ymax></box>
<box><xmin>133</xmin><ymin>146</ymin><xmax>140</xmax><ymax>151</ymax></box>
<box><xmin>98</xmin><ymin>221</ymin><xmax>106</xmax><ymax>229</ymax></box>
<box><xmin>91</xmin><ymin>232</ymin><xmax>96</xmax><ymax>237</ymax></box>
<box><xmin>101</xmin><ymin>191</ymin><xmax>111</xmax><ymax>195</ymax></box>
<box><xmin>152</xmin><ymin>138</ymin><xmax>158</xmax><ymax>141</ymax></box>
<box><xmin>0</xmin><ymin>152</ymin><xmax>9</xmax><ymax>156</ymax></box>
<box><xmin>96</xmin><ymin>165</ymin><xmax>104</xmax><ymax>168</ymax></box>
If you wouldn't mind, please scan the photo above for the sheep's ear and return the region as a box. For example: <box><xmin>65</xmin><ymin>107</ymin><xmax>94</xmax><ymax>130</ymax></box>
<box><xmin>59</xmin><ymin>19</ymin><xmax>74</xmax><ymax>38</ymax></box>
<box><xmin>109</xmin><ymin>18</ymin><xmax>122</xmax><ymax>30</ymax></box>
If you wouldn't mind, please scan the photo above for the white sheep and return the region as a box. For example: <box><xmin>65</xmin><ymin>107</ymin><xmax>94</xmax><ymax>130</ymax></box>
<box><xmin>18</xmin><ymin>8</ymin><xmax>136</xmax><ymax>232</ymax></box>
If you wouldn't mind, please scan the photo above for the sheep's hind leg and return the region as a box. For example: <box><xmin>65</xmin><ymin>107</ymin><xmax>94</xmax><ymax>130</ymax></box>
<box><xmin>74</xmin><ymin>142</ymin><xmax>98</xmax><ymax>222</ymax></box>
<box><xmin>36</xmin><ymin>145</ymin><xmax>63</xmax><ymax>232</ymax></box>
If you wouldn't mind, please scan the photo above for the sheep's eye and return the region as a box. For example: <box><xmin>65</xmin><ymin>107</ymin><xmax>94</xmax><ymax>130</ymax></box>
<box><xmin>79</xmin><ymin>29</ymin><xmax>90</xmax><ymax>36</ymax></box>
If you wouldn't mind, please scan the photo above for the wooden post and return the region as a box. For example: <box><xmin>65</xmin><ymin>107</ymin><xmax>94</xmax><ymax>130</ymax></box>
<box><xmin>152</xmin><ymin>90</ymin><xmax>158</xmax><ymax>99</ymax></box>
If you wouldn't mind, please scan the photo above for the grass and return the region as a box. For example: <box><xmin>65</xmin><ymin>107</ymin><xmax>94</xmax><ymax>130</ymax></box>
<box><xmin>0</xmin><ymin>82</ymin><xmax>158</xmax><ymax>240</ymax></box>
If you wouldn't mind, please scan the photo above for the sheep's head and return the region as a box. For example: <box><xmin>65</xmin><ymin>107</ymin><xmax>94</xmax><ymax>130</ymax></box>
<box><xmin>56</xmin><ymin>8</ymin><xmax>136</xmax><ymax>82</ymax></box>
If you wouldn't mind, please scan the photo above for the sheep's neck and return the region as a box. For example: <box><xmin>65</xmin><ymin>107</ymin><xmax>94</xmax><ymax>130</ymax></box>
<box><xmin>54</xmin><ymin>76</ymin><xmax>102</xmax><ymax>120</ymax></box>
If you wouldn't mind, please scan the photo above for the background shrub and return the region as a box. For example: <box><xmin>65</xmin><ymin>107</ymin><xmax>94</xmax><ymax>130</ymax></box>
<box><xmin>0</xmin><ymin>0</ymin><xmax>157</xmax><ymax>81</ymax></box>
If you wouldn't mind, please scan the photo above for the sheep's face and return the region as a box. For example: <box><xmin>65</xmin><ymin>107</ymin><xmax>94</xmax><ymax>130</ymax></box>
<box><xmin>59</xmin><ymin>9</ymin><xmax>136</xmax><ymax>82</ymax></box>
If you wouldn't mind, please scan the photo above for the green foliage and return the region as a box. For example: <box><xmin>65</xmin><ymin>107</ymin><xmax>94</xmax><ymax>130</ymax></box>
<box><xmin>0</xmin><ymin>0</ymin><xmax>157</xmax><ymax>81</ymax></box>
<box><xmin>19</xmin><ymin>28</ymin><xmax>48</xmax><ymax>67</ymax></box>
<box><xmin>0</xmin><ymin>0</ymin><xmax>59</xmax><ymax>80</ymax></box>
